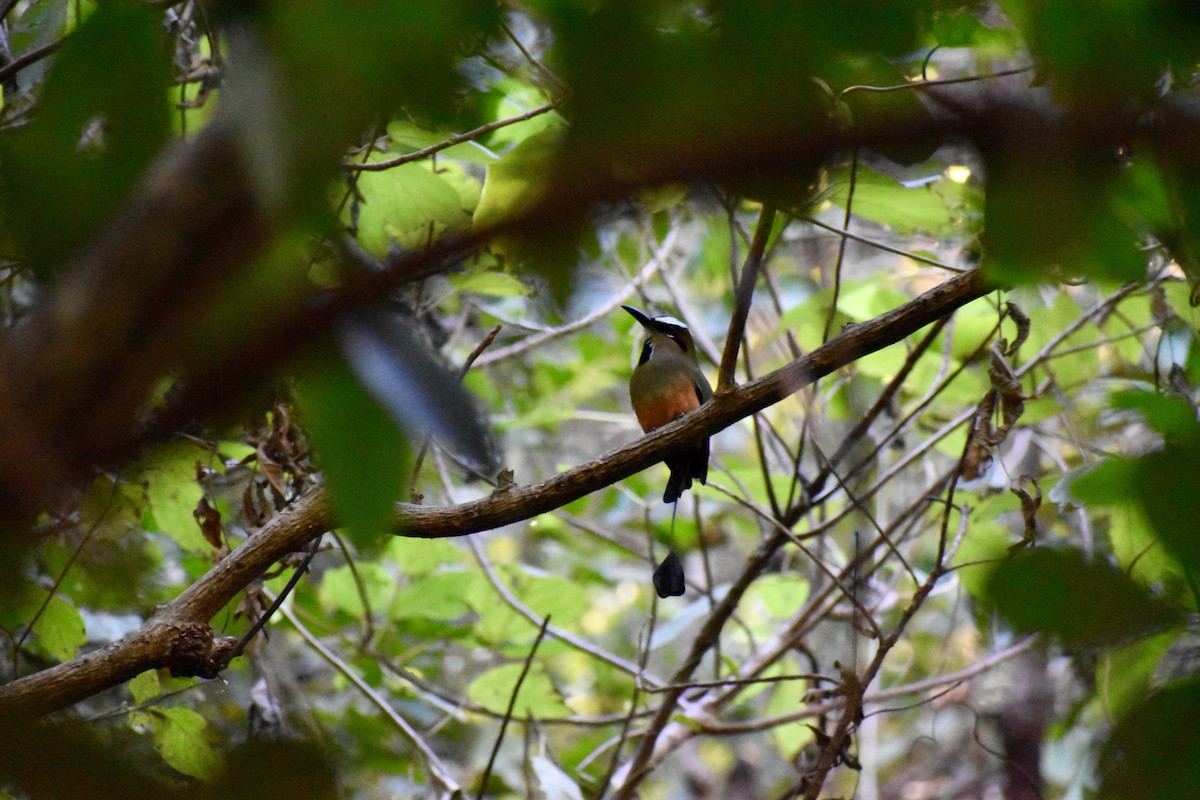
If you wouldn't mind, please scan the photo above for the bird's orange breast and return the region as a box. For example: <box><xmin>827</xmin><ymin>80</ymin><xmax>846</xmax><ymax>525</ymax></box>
<box><xmin>632</xmin><ymin>380</ymin><xmax>701</xmax><ymax>432</ymax></box>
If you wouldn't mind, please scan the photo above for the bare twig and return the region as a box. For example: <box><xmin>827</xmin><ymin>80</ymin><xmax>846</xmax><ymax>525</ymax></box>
<box><xmin>477</xmin><ymin>615</ymin><xmax>551</xmax><ymax>800</ymax></box>
<box><xmin>276</xmin><ymin>592</ymin><xmax>461</xmax><ymax>795</ymax></box>
<box><xmin>0</xmin><ymin>38</ymin><xmax>62</xmax><ymax>85</ymax></box>
<box><xmin>717</xmin><ymin>204</ymin><xmax>775</xmax><ymax>393</ymax></box>
<box><xmin>475</xmin><ymin>220</ymin><xmax>678</xmax><ymax>368</ymax></box>
<box><xmin>346</xmin><ymin>104</ymin><xmax>556</xmax><ymax>172</ymax></box>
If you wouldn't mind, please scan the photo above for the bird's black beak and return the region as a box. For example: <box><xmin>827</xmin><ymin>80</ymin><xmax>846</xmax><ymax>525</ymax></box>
<box><xmin>622</xmin><ymin>305</ymin><xmax>654</xmax><ymax>329</ymax></box>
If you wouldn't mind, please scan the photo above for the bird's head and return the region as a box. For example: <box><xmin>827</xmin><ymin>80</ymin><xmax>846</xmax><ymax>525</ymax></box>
<box><xmin>623</xmin><ymin>305</ymin><xmax>696</xmax><ymax>363</ymax></box>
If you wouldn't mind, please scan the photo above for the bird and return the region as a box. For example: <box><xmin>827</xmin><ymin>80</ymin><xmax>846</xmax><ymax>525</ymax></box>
<box><xmin>623</xmin><ymin>304</ymin><xmax>714</xmax><ymax>597</ymax></box>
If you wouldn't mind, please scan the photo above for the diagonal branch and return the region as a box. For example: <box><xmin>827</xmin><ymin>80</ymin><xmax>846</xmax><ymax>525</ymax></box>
<box><xmin>716</xmin><ymin>203</ymin><xmax>775</xmax><ymax>393</ymax></box>
<box><xmin>0</xmin><ymin>268</ymin><xmax>990</xmax><ymax>717</ymax></box>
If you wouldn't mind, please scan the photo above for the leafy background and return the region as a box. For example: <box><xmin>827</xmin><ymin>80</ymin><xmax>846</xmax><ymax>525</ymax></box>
<box><xmin>2</xmin><ymin>1</ymin><xmax>1200</xmax><ymax>799</ymax></box>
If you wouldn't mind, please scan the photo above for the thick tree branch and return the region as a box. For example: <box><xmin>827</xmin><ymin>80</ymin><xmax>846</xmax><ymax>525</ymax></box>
<box><xmin>0</xmin><ymin>268</ymin><xmax>990</xmax><ymax>716</ymax></box>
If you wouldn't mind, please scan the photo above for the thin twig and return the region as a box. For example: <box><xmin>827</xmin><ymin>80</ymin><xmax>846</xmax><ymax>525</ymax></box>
<box><xmin>476</xmin><ymin>615</ymin><xmax>551</xmax><ymax>800</ymax></box>
<box><xmin>802</xmin><ymin>215</ymin><xmax>962</xmax><ymax>273</ymax></box>
<box><xmin>717</xmin><ymin>204</ymin><xmax>775</xmax><ymax>393</ymax></box>
<box><xmin>823</xmin><ymin>150</ymin><xmax>858</xmax><ymax>343</ymax></box>
<box><xmin>346</xmin><ymin>104</ymin><xmax>556</xmax><ymax>172</ymax></box>
<box><xmin>467</xmin><ymin>537</ymin><xmax>663</xmax><ymax>686</ymax></box>
<box><xmin>228</xmin><ymin>536</ymin><xmax>321</xmax><ymax>664</ymax></box>
<box><xmin>0</xmin><ymin>37</ymin><xmax>62</xmax><ymax>85</ymax></box>
<box><xmin>275</xmin><ymin>591</ymin><xmax>461</xmax><ymax>796</ymax></box>
<box><xmin>476</xmin><ymin>221</ymin><xmax>679</xmax><ymax>368</ymax></box>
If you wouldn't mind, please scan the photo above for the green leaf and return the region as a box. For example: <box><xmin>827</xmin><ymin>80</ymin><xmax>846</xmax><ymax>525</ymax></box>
<box><xmin>386</xmin><ymin>120</ymin><xmax>498</xmax><ymax>164</ymax></box>
<box><xmin>385</xmin><ymin>537</ymin><xmax>464</xmax><ymax>575</ymax></box>
<box><xmin>747</xmin><ymin>574</ymin><xmax>810</xmax><ymax>619</ymax></box>
<box><xmin>448</xmin><ymin>270</ymin><xmax>530</xmax><ymax>298</ymax></box>
<box><xmin>1112</xmin><ymin>390</ymin><xmax>1199</xmax><ymax>441</ymax></box>
<box><xmin>828</xmin><ymin>164</ymin><xmax>959</xmax><ymax>235</ymax></box>
<box><xmin>953</xmin><ymin>509</ymin><xmax>1013</xmax><ymax>600</ymax></box>
<box><xmin>513</xmin><ymin>573</ymin><xmax>589</xmax><ymax>628</ymax></box>
<box><xmin>319</xmin><ymin>563</ymin><xmax>394</xmax><ymax>617</ymax></box>
<box><xmin>0</xmin><ymin>3</ymin><xmax>171</xmax><ymax>276</ymax></box>
<box><xmin>983</xmin><ymin>131</ymin><xmax>1142</xmax><ymax>284</ymax></box>
<box><xmin>1097</xmin><ymin>631</ymin><xmax>1176</xmax><ymax>722</ymax></box>
<box><xmin>985</xmin><ymin>548</ymin><xmax>1183</xmax><ymax>647</ymax></box>
<box><xmin>79</xmin><ymin>474</ymin><xmax>147</xmax><ymax>542</ymax></box>
<box><xmin>467</xmin><ymin>663</ymin><xmax>571</xmax><ymax>718</ymax></box>
<box><xmin>763</xmin><ymin>657</ymin><xmax>816</xmax><ymax>757</ymax></box>
<box><xmin>129</xmin><ymin>670</ymin><xmax>160</xmax><ymax>706</ymax></box>
<box><xmin>294</xmin><ymin>352</ymin><xmax>411</xmax><ymax>550</ymax></box>
<box><xmin>473</xmin><ymin>125</ymin><xmax>563</xmax><ymax>231</ymax></box>
<box><xmin>1099</xmin><ymin>678</ymin><xmax>1200</xmax><ymax>799</ymax></box>
<box><xmin>32</xmin><ymin>595</ymin><xmax>86</xmax><ymax>662</ymax></box>
<box><xmin>139</xmin><ymin>444</ymin><xmax>211</xmax><ymax>554</ymax></box>
<box><xmin>1133</xmin><ymin>445</ymin><xmax>1200</xmax><ymax>576</ymax></box>
<box><xmin>1070</xmin><ymin>458</ymin><xmax>1138</xmax><ymax>508</ymax></box>
<box><xmin>144</xmin><ymin>707</ymin><xmax>219</xmax><ymax>781</ymax></box>
<box><xmin>355</xmin><ymin>161</ymin><xmax>471</xmax><ymax>257</ymax></box>
<box><xmin>247</xmin><ymin>0</ymin><xmax>500</xmax><ymax>211</ymax></box>
<box><xmin>390</xmin><ymin>571</ymin><xmax>479</xmax><ymax>621</ymax></box>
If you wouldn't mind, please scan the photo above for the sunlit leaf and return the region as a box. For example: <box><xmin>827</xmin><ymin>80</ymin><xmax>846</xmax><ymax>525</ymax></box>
<box><xmin>129</xmin><ymin>670</ymin><xmax>160</xmax><ymax>706</ymax></box>
<box><xmin>467</xmin><ymin>663</ymin><xmax>571</xmax><ymax>718</ymax></box>
<box><xmin>354</xmin><ymin>162</ymin><xmax>471</xmax><ymax>257</ymax></box>
<box><xmin>142</xmin><ymin>707</ymin><xmax>219</xmax><ymax>781</ymax></box>
<box><xmin>448</xmin><ymin>271</ymin><xmax>530</xmax><ymax>298</ymax></box>
<box><xmin>139</xmin><ymin>444</ymin><xmax>211</xmax><ymax>555</ymax></box>
<box><xmin>390</xmin><ymin>571</ymin><xmax>479</xmax><ymax>621</ymax></box>
<box><xmin>32</xmin><ymin>595</ymin><xmax>86</xmax><ymax>663</ymax></box>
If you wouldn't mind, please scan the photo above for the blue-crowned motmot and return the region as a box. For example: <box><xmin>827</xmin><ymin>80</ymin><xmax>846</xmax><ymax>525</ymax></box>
<box><xmin>624</xmin><ymin>305</ymin><xmax>713</xmax><ymax>597</ymax></box>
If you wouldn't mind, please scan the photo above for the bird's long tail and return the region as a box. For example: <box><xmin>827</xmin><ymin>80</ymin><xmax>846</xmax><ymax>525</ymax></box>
<box><xmin>652</xmin><ymin>499</ymin><xmax>686</xmax><ymax>598</ymax></box>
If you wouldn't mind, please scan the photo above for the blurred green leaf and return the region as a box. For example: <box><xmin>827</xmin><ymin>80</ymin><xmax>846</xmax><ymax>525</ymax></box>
<box><xmin>319</xmin><ymin>563</ymin><xmax>393</xmax><ymax>617</ymax></box>
<box><xmin>1097</xmin><ymin>631</ymin><xmax>1176</xmax><ymax>721</ymax></box>
<box><xmin>1</xmin><ymin>3</ymin><xmax>171</xmax><ymax>276</ymax></box>
<box><xmin>830</xmin><ymin>165</ymin><xmax>962</xmax><ymax>235</ymax></box>
<box><xmin>748</xmin><ymin>574</ymin><xmax>810</xmax><ymax>619</ymax></box>
<box><xmin>448</xmin><ymin>271</ymin><xmax>530</xmax><ymax>298</ymax></box>
<box><xmin>209</xmin><ymin>739</ymin><xmax>338</xmax><ymax>800</ymax></box>
<box><xmin>1112</xmin><ymin>389</ymin><xmax>1199</xmax><ymax>441</ymax></box>
<box><xmin>474</xmin><ymin>124</ymin><xmax>564</xmax><ymax>231</ymax></box>
<box><xmin>1005</xmin><ymin>0</ymin><xmax>1200</xmax><ymax>105</ymax></box>
<box><xmin>243</xmin><ymin>0</ymin><xmax>500</xmax><ymax>212</ymax></box>
<box><xmin>390</xmin><ymin>571</ymin><xmax>479</xmax><ymax>621</ymax></box>
<box><xmin>385</xmin><ymin>537</ymin><xmax>464</xmax><ymax>575</ymax></box>
<box><xmin>982</xmin><ymin>119</ymin><xmax>1142</xmax><ymax>284</ymax></box>
<box><xmin>1099</xmin><ymin>678</ymin><xmax>1200</xmax><ymax>799</ymax></box>
<box><xmin>467</xmin><ymin>663</ymin><xmax>571</xmax><ymax>718</ymax></box>
<box><xmin>294</xmin><ymin>350</ymin><xmax>410</xmax><ymax>551</ymax></box>
<box><xmin>1133</xmin><ymin>445</ymin><xmax>1200</xmax><ymax>577</ymax></box>
<box><xmin>985</xmin><ymin>548</ymin><xmax>1183</xmax><ymax>646</ymax></box>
